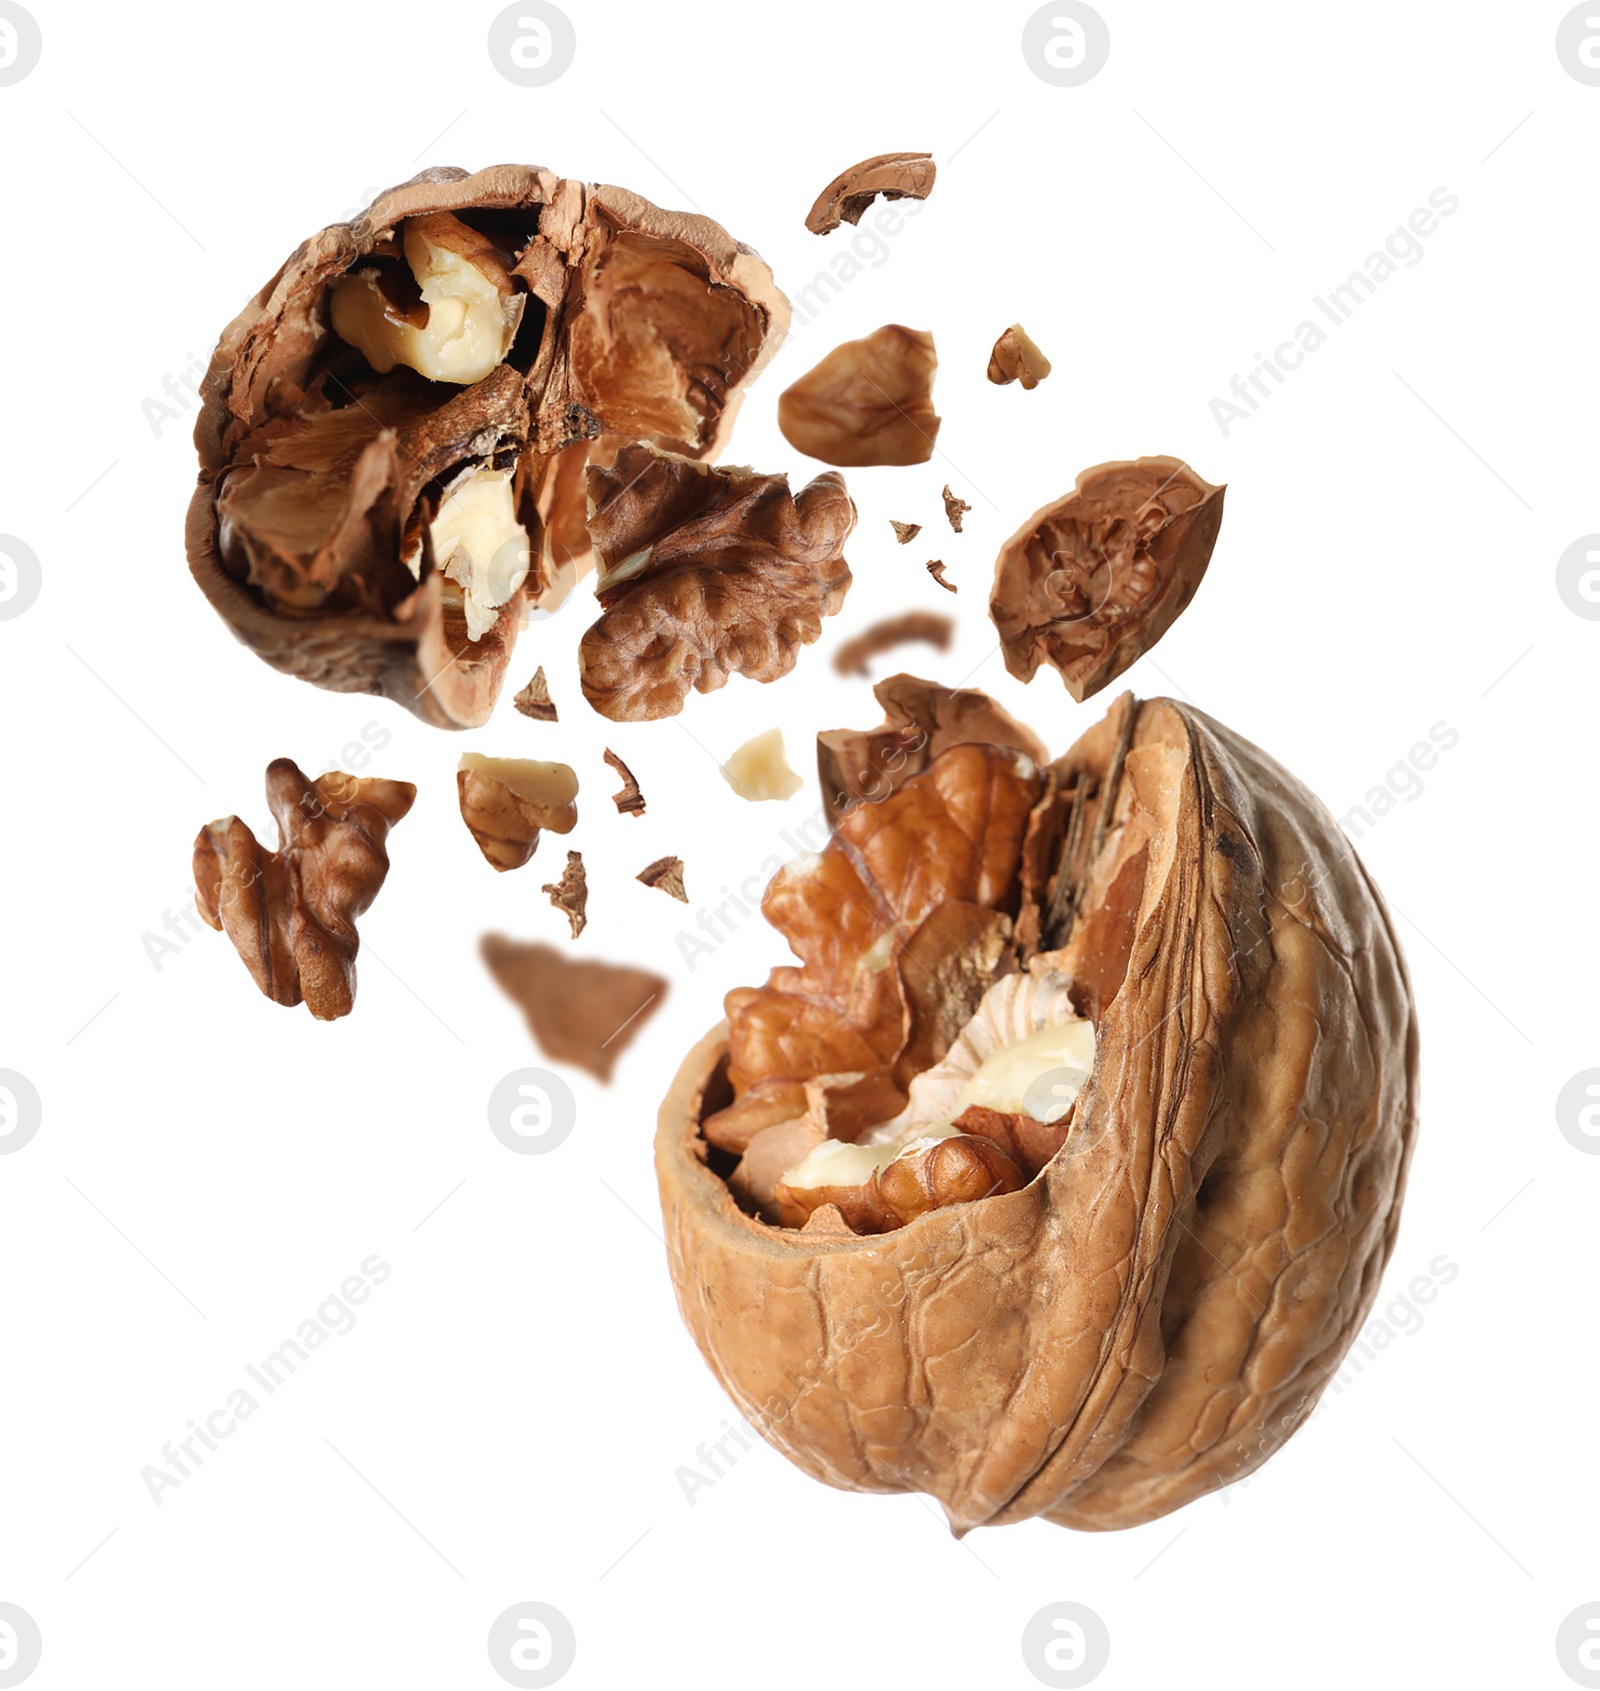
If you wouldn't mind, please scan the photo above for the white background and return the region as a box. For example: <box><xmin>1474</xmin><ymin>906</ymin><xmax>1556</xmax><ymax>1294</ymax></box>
<box><xmin>0</xmin><ymin>1</ymin><xmax>1596</xmax><ymax>1686</ymax></box>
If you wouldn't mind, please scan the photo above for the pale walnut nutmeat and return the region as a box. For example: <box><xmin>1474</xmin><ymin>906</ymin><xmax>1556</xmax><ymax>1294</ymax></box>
<box><xmin>805</xmin><ymin>152</ymin><xmax>937</xmax><ymax>235</ymax></box>
<box><xmin>991</xmin><ymin>456</ymin><xmax>1225</xmax><ymax>702</ymax></box>
<box><xmin>721</xmin><ymin>728</ymin><xmax>802</xmax><ymax>803</ymax></box>
<box><xmin>579</xmin><ymin>444</ymin><xmax>855</xmax><ymax>721</ymax></box>
<box><xmin>188</xmin><ymin>164</ymin><xmax>790</xmax><ymax>730</ymax></box>
<box><xmin>656</xmin><ymin>694</ymin><xmax>1418</xmax><ymax>1534</ymax></box>
<box><xmin>987</xmin><ymin>323</ymin><xmax>1052</xmax><ymax>389</ymax></box>
<box><xmin>194</xmin><ymin>759</ymin><xmax>416</xmax><ymax>1020</ymax></box>
<box><xmin>456</xmin><ymin>754</ymin><xmax>577</xmax><ymax>871</ymax></box>
<box><xmin>778</xmin><ymin>326</ymin><xmax>940</xmax><ymax>468</ymax></box>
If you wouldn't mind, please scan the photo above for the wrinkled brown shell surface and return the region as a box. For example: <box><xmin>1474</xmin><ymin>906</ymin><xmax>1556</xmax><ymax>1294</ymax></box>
<box><xmin>657</xmin><ymin>697</ymin><xmax>1417</xmax><ymax>1533</ymax></box>
<box><xmin>778</xmin><ymin>326</ymin><xmax>939</xmax><ymax>468</ymax></box>
<box><xmin>188</xmin><ymin>165</ymin><xmax>789</xmax><ymax>728</ymax></box>
<box><xmin>990</xmin><ymin>457</ymin><xmax>1224</xmax><ymax>702</ymax></box>
<box><xmin>805</xmin><ymin>153</ymin><xmax>937</xmax><ymax>234</ymax></box>
<box><xmin>579</xmin><ymin>444</ymin><xmax>855</xmax><ymax>721</ymax></box>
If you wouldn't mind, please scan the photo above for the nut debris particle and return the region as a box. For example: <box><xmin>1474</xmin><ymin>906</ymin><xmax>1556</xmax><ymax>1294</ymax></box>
<box><xmin>456</xmin><ymin>754</ymin><xmax>578</xmax><ymax>871</ymax></box>
<box><xmin>721</xmin><ymin>728</ymin><xmax>803</xmax><ymax>802</ymax></box>
<box><xmin>778</xmin><ymin>326</ymin><xmax>940</xmax><ymax>468</ymax></box>
<box><xmin>513</xmin><ymin>666</ymin><xmax>558</xmax><ymax>721</ymax></box>
<box><xmin>542</xmin><ymin>850</ymin><xmax>588</xmax><ymax>938</ymax></box>
<box><xmin>638</xmin><ymin>856</ymin><xmax>688</xmax><ymax>902</ymax></box>
<box><xmin>805</xmin><ymin>152</ymin><xmax>936</xmax><ymax>235</ymax></box>
<box><xmin>987</xmin><ymin>324</ymin><xmax>1052</xmax><ymax>389</ymax></box>
<box><xmin>926</xmin><ymin>560</ymin><xmax>957</xmax><ymax>593</ymax></box>
<box><xmin>889</xmin><ymin>520</ymin><xmax>921</xmax><ymax>545</ymax></box>
<box><xmin>603</xmin><ymin>748</ymin><xmax>646</xmax><ymax>817</ymax></box>
<box><xmin>481</xmin><ymin>935</ymin><xmax>666</xmax><ymax>1082</ymax></box>
<box><xmin>833</xmin><ymin>611</ymin><xmax>954</xmax><ymax>678</ymax></box>
<box><xmin>941</xmin><ymin>486</ymin><xmax>971</xmax><ymax>533</ymax></box>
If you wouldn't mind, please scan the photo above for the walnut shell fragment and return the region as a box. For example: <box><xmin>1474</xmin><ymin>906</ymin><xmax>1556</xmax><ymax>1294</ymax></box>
<box><xmin>657</xmin><ymin>695</ymin><xmax>1418</xmax><ymax>1533</ymax></box>
<box><xmin>603</xmin><ymin>748</ymin><xmax>646</xmax><ymax>816</ymax></box>
<box><xmin>925</xmin><ymin>560</ymin><xmax>956</xmax><ymax>593</ymax></box>
<box><xmin>638</xmin><ymin>856</ymin><xmax>688</xmax><ymax>902</ymax></box>
<box><xmin>987</xmin><ymin>324</ymin><xmax>1052</xmax><ymax>389</ymax></box>
<box><xmin>193</xmin><ymin>759</ymin><xmax>416</xmax><ymax>1020</ymax></box>
<box><xmin>188</xmin><ymin>165</ymin><xmax>790</xmax><ymax>728</ymax></box>
<box><xmin>991</xmin><ymin>457</ymin><xmax>1225</xmax><ymax>702</ymax></box>
<box><xmin>513</xmin><ymin>666</ymin><xmax>557</xmax><ymax>721</ymax></box>
<box><xmin>778</xmin><ymin>326</ymin><xmax>939</xmax><ymax>468</ymax></box>
<box><xmin>805</xmin><ymin>152</ymin><xmax>936</xmax><ymax>234</ymax></box>
<box><xmin>941</xmin><ymin>485</ymin><xmax>971</xmax><ymax>533</ymax></box>
<box><xmin>579</xmin><ymin>444</ymin><xmax>855</xmax><ymax>721</ymax></box>
<box><xmin>832</xmin><ymin>610</ymin><xmax>952</xmax><ymax>677</ymax></box>
<box><xmin>817</xmin><ymin>672</ymin><xmax>1048</xmax><ymax>825</ymax></box>
<box><xmin>889</xmin><ymin>521</ymin><xmax>921</xmax><ymax>545</ymax></box>
<box><xmin>482</xmin><ymin>935</ymin><xmax>665</xmax><ymax>1082</ymax></box>
<box><xmin>456</xmin><ymin>754</ymin><xmax>577</xmax><ymax>871</ymax></box>
<box><xmin>542</xmin><ymin>850</ymin><xmax>588</xmax><ymax>938</ymax></box>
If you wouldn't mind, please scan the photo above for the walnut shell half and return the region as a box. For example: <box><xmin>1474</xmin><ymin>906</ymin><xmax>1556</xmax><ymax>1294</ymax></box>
<box><xmin>656</xmin><ymin>695</ymin><xmax>1418</xmax><ymax>1533</ymax></box>
<box><xmin>188</xmin><ymin>165</ymin><xmax>789</xmax><ymax>728</ymax></box>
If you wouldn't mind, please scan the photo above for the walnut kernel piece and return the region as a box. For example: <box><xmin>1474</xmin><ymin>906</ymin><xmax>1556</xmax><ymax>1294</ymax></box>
<box><xmin>658</xmin><ymin>694</ymin><xmax>1418</xmax><ymax>1534</ymax></box>
<box><xmin>603</xmin><ymin>748</ymin><xmax>646</xmax><ymax>816</ymax></box>
<box><xmin>638</xmin><ymin>856</ymin><xmax>688</xmax><ymax>902</ymax></box>
<box><xmin>542</xmin><ymin>850</ymin><xmax>588</xmax><ymax>938</ymax></box>
<box><xmin>778</xmin><ymin>326</ymin><xmax>940</xmax><ymax>468</ymax></box>
<box><xmin>889</xmin><ymin>520</ymin><xmax>921</xmax><ymax>545</ymax></box>
<box><xmin>482</xmin><ymin>935</ymin><xmax>665</xmax><ymax>1081</ymax></box>
<box><xmin>987</xmin><ymin>324</ymin><xmax>1052</xmax><ymax>389</ymax></box>
<box><xmin>579</xmin><ymin>444</ymin><xmax>855</xmax><ymax>721</ymax></box>
<box><xmin>456</xmin><ymin>754</ymin><xmax>578</xmax><ymax>871</ymax></box>
<box><xmin>430</xmin><ymin>467</ymin><xmax>531</xmax><ymax>641</ymax></box>
<box><xmin>329</xmin><ymin>212</ymin><xmax>524</xmax><ymax>386</ymax></box>
<box><xmin>721</xmin><ymin>728</ymin><xmax>802</xmax><ymax>802</ymax></box>
<box><xmin>991</xmin><ymin>457</ymin><xmax>1225</xmax><ymax>702</ymax></box>
<box><xmin>941</xmin><ymin>485</ymin><xmax>971</xmax><ymax>532</ymax></box>
<box><xmin>926</xmin><ymin>559</ymin><xmax>956</xmax><ymax>593</ymax></box>
<box><xmin>832</xmin><ymin>611</ymin><xmax>953</xmax><ymax>677</ymax></box>
<box><xmin>805</xmin><ymin>152</ymin><xmax>936</xmax><ymax>234</ymax></box>
<box><xmin>817</xmin><ymin>672</ymin><xmax>1047</xmax><ymax>824</ymax></box>
<box><xmin>193</xmin><ymin>759</ymin><xmax>415</xmax><ymax>1020</ymax></box>
<box><xmin>513</xmin><ymin>666</ymin><xmax>557</xmax><ymax>721</ymax></box>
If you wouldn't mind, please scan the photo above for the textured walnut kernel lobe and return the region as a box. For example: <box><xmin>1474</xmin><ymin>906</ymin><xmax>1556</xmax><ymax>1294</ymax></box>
<box><xmin>806</xmin><ymin>153</ymin><xmax>936</xmax><ymax>234</ymax></box>
<box><xmin>721</xmin><ymin>729</ymin><xmax>802</xmax><ymax>802</ymax></box>
<box><xmin>778</xmin><ymin>326</ymin><xmax>940</xmax><ymax>467</ymax></box>
<box><xmin>987</xmin><ymin>324</ymin><xmax>1052</xmax><ymax>389</ymax></box>
<box><xmin>456</xmin><ymin>754</ymin><xmax>578</xmax><ymax>871</ymax></box>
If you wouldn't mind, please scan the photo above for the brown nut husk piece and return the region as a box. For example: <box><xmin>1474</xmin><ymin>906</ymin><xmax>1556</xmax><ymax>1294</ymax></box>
<box><xmin>513</xmin><ymin>666</ymin><xmax>557</xmax><ymax>721</ymax></box>
<box><xmin>991</xmin><ymin>457</ymin><xmax>1225</xmax><ymax>702</ymax></box>
<box><xmin>817</xmin><ymin>673</ymin><xmax>1048</xmax><ymax>825</ymax></box>
<box><xmin>656</xmin><ymin>695</ymin><xmax>1418</xmax><ymax>1533</ymax></box>
<box><xmin>832</xmin><ymin>611</ymin><xmax>952</xmax><ymax>678</ymax></box>
<box><xmin>542</xmin><ymin>850</ymin><xmax>588</xmax><ymax>938</ymax></box>
<box><xmin>805</xmin><ymin>152</ymin><xmax>936</xmax><ymax>234</ymax></box>
<box><xmin>188</xmin><ymin>165</ymin><xmax>789</xmax><ymax>729</ymax></box>
<box><xmin>194</xmin><ymin>759</ymin><xmax>416</xmax><ymax>1020</ymax></box>
<box><xmin>579</xmin><ymin>443</ymin><xmax>855</xmax><ymax>721</ymax></box>
<box><xmin>987</xmin><ymin>324</ymin><xmax>1052</xmax><ymax>389</ymax></box>
<box><xmin>638</xmin><ymin>855</ymin><xmax>688</xmax><ymax>902</ymax></box>
<box><xmin>456</xmin><ymin>754</ymin><xmax>577</xmax><ymax>871</ymax></box>
<box><xmin>603</xmin><ymin>748</ymin><xmax>646</xmax><ymax>816</ymax></box>
<box><xmin>778</xmin><ymin>326</ymin><xmax>939</xmax><ymax>467</ymax></box>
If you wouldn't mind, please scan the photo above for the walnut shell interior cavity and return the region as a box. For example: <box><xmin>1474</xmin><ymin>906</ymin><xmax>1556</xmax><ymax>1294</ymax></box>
<box><xmin>656</xmin><ymin>695</ymin><xmax>1418</xmax><ymax>1534</ymax></box>
<box><xmin>188</xmin><ymin>165</ymin><xmax>790</xmax><ymax>729</ymax></box>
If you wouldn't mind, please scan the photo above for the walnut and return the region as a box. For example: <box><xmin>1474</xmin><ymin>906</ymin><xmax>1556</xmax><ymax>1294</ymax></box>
<box><xmin>888</xmin><ymin>520</ymin><xmax>921</xmax><ymax>545</ymax></box>
<box><xmin>578</xmin><ymin>444</ymin><xmax>855</xmax><ymax>721</ymax></box>
<box><xmin>542</xmin><ymin>850</ymin><xmax>588</xmax><ymax>938</ymax></box>
<box><xmin>941</xmin><ymin>485</ymin><xmax>971</xmax><ymax>532</ymax></box>
<box><xmin>482</xmin><ymin>936</ymin><xmax>664</xmax><ymax>1082</ymax></box>
<box><xmin>925</xmin><ymin>559</ymin><xmax>956</xmax><ymax>593</ymax></box>
<box><xmin>817</xmin><ymin>672</ymin><xmax>1048</xmax><ymax>824</ymax></box>
<box><xmin>832</xmin><ymin>611</ymin><xmax>952</xmax><ymax>677</ymax></box>
<box><xmin>513</xmin><ymin>665</ymin><xmax>557</xmax><ymax>721</ymax></box>
<box><xmin>638</xmin><ymin>856</ymin><xmax>687</xmax><ymax>902</ymax></box>
<box><xmin>991</xmin><ymin>456</ymin><xmax>1225</xmax><ymax>701</ymax></box>
<box><xmin>987</xmin><ymin>323</ymin><xmax>1052</xmax><ymax>388</ymax></box>
<box><xmin>188</xmin><ymin>166</ymin><xmax>789</xmax><ymax>729</ymax></box>
<box><xmin>805</xmin><ymin>152</ymin><xmax>936</xmax><ymax>234</ymax></box>
<box><xmin>193</xmin><ymin>759</ymin><xmax>415</xmax><ymax>1020</ymax></box>
<box><xmin>603</xmin><ymin>748</ymin><xmax>646</xmax><ymax>816</ymax></box>
<box><xmin>658</xmin><ymin>693</ymin><xmax>1418</xmax><ymax>1532</ymax></box>
<box><xmin>720</xmin><ymin>728</ymin><xmax>802</xmax><ymax>802</ymax></box>
<box><xmin>778</xmin><ymin>326</ymin><xmax>940</xmax><ymax>467</ymax></box>
<box><xmin>456</xmin><ymin>754</ymin><xmax>577</xmax><ymax>870</ymax></box>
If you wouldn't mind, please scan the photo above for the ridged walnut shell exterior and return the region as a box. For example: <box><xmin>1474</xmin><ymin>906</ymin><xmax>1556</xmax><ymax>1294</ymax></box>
<box><xmin>656</xmin><ymin>697</ymin><xmax>1418</xmax><ymax>1532</ymax></box>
